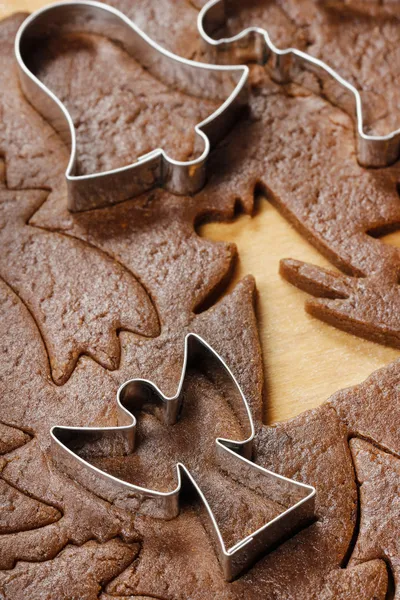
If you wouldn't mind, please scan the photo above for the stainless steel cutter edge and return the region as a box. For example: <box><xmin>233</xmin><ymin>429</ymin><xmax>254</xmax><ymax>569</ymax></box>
<box><xmin>15</xmin><ymin>0</ymin><xmax>249</xmax><ymax>211</ymax></box>
<box><xmin>198</xmin><ymin>0</ymin><xmax>400</xmax><ymax>168</ymax></box>
<box><xmin>50</xmin><ymin>333</ymin><xmax>316</xmax><ymax>581</ymax></box>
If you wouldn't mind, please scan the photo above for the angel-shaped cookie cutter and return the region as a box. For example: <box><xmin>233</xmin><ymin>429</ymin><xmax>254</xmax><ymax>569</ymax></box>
<box><xmin>51</xmin><ymin>333</ymin><xmax>316</xmax><ymax>581</ymax></box>
<box><xmin>199</xmin><ymin>0</ymin><xmax>400</xmax><ymax>168</ymax></box>
<box><xmin>15</xmin><ymin>0</ymin><xmax>248</xmax><ymax>212</ymax></box>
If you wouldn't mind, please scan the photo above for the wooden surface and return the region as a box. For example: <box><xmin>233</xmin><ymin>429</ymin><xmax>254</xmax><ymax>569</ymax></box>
<box><xmin>201</xmin><ymin>202</ymin><xmax>399</xmax><ymax>423</ymax></box>
<box><xmin>3</xmin><ymin>0</ymin><xmax>400</xmax><ymax>425</ymax></box>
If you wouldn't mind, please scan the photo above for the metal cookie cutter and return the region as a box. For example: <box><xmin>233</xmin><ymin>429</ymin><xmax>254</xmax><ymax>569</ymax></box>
<box><xmin>15</xmin><ymin>1</ymin><xmax>248</xmax><ymax>212</ymax></box>
<box><xmin>51</xmin><ymin>333</ymin><xmax>315</xmax><ymax>581</ymax></box>
<box><xmin>198</xmin><ymin>0</ymin><xmax>400</xmax><ymax>168</ymax></box>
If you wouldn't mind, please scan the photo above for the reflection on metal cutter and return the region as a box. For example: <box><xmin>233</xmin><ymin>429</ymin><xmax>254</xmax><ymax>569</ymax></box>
<box><xmin>199</xmin><ymin>0</ymin><xmax>400</xmax><ymax>168</ymax></box>
<box><xmin>51</xmin><ymin>333</ymin><xmax>316</xmax><ymax>581</ymax></box>
<box><xmin>15</xmin><ymin>0</ymin><xmax>248</xmax><ymax>211</ymax></box>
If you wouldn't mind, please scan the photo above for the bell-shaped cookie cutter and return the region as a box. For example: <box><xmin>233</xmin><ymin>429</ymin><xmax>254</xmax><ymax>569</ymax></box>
<box><xmin>51</xmin><ymin>333</ymin><xmax>316</xmax><ymax>581</ymax></box>
<box><xmin>198</xmin><ymin>0</ymin><xmax>400</xmax><ymax>168</ymax></box>
<box><xmin>15</xmin><ymin>0</ymin><xmax>249</xmax><ymax>212</ymax></box>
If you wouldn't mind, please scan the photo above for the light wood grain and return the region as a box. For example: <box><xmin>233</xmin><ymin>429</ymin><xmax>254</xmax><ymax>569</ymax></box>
<box><xmin>1</xmin><ymin>1</ymin><xmax>32</xmax><ymax>16</ymax></box>
<box><xmin>4</xmin><ymin>0</ymin><xmax>400</xmax><ymax>424</ymax></box>
<box><xmin>200</xmin><ymin>201</ymin><xmax>399</xmax><ymax>423</ymax></box>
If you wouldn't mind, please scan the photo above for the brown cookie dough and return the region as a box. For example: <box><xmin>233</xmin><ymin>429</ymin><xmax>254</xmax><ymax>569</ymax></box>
<box><xmin>350</xmin><ymin>439</ymin><xmax>400</xmax><ymax>593</ymax></box>
<box><xmin>0</xmin><ymin>479</ymin><xmax>61</xmax><ymax>536</ymax></box>
<box><xmin>0</xmin><ymin>276</ymin><xmax>389</xmax><ymax>599</ymax></box>
<box><xmin>190</xmin><ymin>1</ymin><xmax>400</xmax><ymax>349</ymax></box>
<box><xmin>317</xmin><ymin>561</ymin><xmax>388</xmax><ymax>600</ymax></box>
<box><xmin>7</xmin><ymin>0</ymin><xmax>400</xmax><ymax>352</ymax></box>
<box><xmin>0</xmin><ymin>2</ymin><xmax>399</xmax><ymax>599</ymax></box>
<box><xmin>100</xmin><ymin>406</ymin><xmax>381</xmax><ymax>600</ymax></box>
<box><xmin>31</xmin><ymin>32</ymin><xmax>219</xmax><ymax>176</ymax></box>
<box><xmin>280</xmin><ymin>259</ymin><xmax>400</xmax><ymax>351</ymax></box>
<box><xmin>23</xmin><ymin>5</ymin><xmax>400</xmax><ymax>352</ymax></box>
<box><xmin>0</xmin><ymin>174</ymin><xmax>159</xmax><ymax>384</ymax></box>
<box><xmin>0</xmin><ymin>539</ymin><xmax>139</xmax><ymax>600</ymax></box>
<box><xmin>0</xmin><ymin>268</ymin><xmax>263</xmax><ymax>572</ymax></box>
<box><xmin>203</xmin><ymin>0</ymin><xmax>400</xmax><ymax>136</ymax></box>
<box><xmin>0</xmin><ymin>424</ymin><xmax>30</xmax><ymax>455</ymax></box>
<box><xmin>329</xmin><ymin>358</ymin><xmax>400</xmax><ymax>455</ymax></box>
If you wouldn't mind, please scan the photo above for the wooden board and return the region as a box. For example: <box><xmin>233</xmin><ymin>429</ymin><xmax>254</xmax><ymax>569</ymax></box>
<box><xmin>201</xmin><ymin>201</ymin><xmax>399</xmax><ymax>423</ymax></box>
<box><xmin>3</xmin><ymin>0</ymin><xmax>399</xmax><ymax>424</ymax></box>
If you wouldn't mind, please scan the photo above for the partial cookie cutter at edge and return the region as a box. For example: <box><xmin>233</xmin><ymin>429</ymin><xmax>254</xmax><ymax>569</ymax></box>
<box><xmin>198</xmin><ymin>0</ymin><xmax>400</xmax><ymax>168</ymax></box>
<box><xmin>15</xmin><ymin>0</ymin><xmax>249</xmax><ymax>212</ymax></box>
<box><xmin>50</xmin><ymin>333</ymin><xmax>316</xmax><ymax>582</ymax></box>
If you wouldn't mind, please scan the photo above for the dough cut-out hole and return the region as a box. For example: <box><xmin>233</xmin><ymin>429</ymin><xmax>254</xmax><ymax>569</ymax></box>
<box><xmin>369</xmin><ymin>225</ymin><xmax>400</xmax><ymax>250</ymax></box>
<box><xmin>199</xmin><ymin>197</ymin><xmax>399</xmax><ymax>424</ymax></box>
